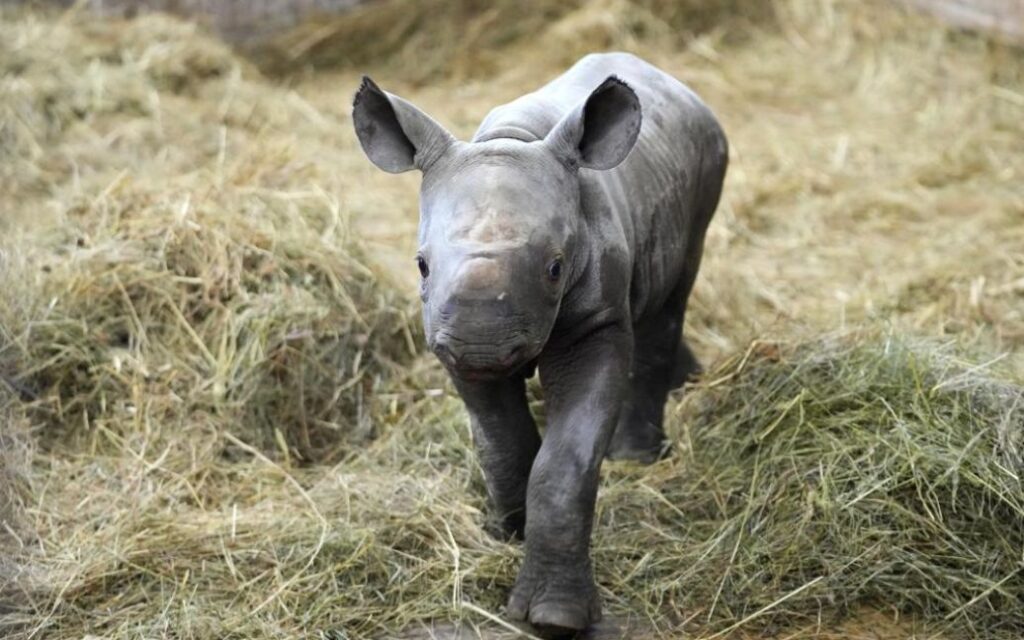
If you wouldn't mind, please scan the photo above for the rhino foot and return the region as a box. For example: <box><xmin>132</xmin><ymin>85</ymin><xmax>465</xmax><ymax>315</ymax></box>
<box><xmin>605</xmin><ymin>441</ymin><xmax>665</xmax><ymax>464</ymax></box>
<box><xmin>506</xmin><ymin>561</ymin><xmax>601</xmax><ymax>637</ymax></box>
<box><xmin>484</xmin><ymin>508</ymin><xmax>526</xmax><ymax>542</ymax></box>
<box><xmin>606</xmin><ymin>419</ymin><xmax>669</xmax><ymax>464</ymax></box>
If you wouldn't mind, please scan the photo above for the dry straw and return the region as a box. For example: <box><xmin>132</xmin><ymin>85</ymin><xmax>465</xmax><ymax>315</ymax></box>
<box><xmin>1</xmin><ymin>0</ymin><xmax>1023</xmax><ymax>638</ymax></box>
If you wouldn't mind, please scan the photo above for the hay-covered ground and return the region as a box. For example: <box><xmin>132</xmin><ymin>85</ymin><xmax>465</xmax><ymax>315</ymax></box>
<box><xmin>1</xmin><ymin>1</ymin><xmax>1023</xmax><ymax>638</ymax></box>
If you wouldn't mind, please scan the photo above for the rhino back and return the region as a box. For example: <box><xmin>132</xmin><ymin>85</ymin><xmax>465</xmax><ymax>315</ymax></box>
<box><xmin>579</xmin><ymin>54</ymin><xmax>727</xmax><ymax>320</ymax></box>
<box><xmin>476</xmin><ymin>52</ymin><xmax>728</xmax><ymax>323</ymax></box>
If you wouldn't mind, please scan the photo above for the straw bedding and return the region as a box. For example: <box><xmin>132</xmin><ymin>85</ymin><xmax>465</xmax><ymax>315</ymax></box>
<box><xmin>1</xmin><ymin>1</ymin><xmax>1023</xmax><ymax>638</ymax></box>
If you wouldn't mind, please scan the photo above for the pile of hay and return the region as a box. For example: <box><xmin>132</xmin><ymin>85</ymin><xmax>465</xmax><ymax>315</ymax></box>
<box><xmin>2</xmin><ymin>1</ymin><xmax>1024</xmax><ymax>639</ymax></box>
<box><xmin>0</xmin><ymin>8</ymin><xmax>418</xmax><ymax>461</ymax></box>
<box><xmin>3</xmin><ymin>186</ymin><xmax>416</xmax><ymax>460</ymax></box>
<box><xmin>609</xmin><ymin>335</ymin><xmax>1024</xmax><ymax>636</ymax></box>
<box><xmin>1</xmin><ymin>8</ymin><xmax>418</xmax><ymax>636</ymax></box>
<box><xmin>255</xmin><ymin>0</ymin><xmax>771</xmax><ymax>80</ymax></box>
<box><xmin>5</xmin><ymin>325</ymin><xmax>1023</xmax><ymax>638</ymax></box>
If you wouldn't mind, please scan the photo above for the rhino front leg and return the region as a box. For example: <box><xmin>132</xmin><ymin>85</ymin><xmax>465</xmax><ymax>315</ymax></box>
<box><xmin>506</xmin><ymin>325</ymin><xmax>631</xmax><ymax>635</ymax></box>
<box><xmin>454</xmin><ymin>375</ymin><xmax>541</xmax><ymax>540</ymax></box>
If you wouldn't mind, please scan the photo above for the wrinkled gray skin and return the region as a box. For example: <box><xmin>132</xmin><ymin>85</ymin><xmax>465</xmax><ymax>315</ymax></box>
<box><xmin>353</xmin><ymin>52</ymin><xmax>727</xmax><ymax>637</ymax></box>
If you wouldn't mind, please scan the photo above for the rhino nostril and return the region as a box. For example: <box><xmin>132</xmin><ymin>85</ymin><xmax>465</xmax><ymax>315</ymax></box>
<box><xmin>439</xmin><ymin>298</ymin><xmax>457</xmax><ymax>319</ymax></box>
<box><xmin>433</xmin><ymin>339</ymin><xmax>458</xmax><ymax>366</ymax></box>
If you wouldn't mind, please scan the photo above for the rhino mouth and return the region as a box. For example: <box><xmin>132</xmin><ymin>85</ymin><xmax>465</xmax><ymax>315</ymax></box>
<box><xmin>451</xmin><ymin>365</ymin><xmax>532</xmax><ymax>382</ymax></box>
<box><xmin>431</xmin><ymin>334</ymin><xmax>537</xmax><ymax>379</ymax></box>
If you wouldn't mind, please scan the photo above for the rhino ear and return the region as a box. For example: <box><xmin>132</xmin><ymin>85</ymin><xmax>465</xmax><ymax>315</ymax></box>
<box><xmin>352</xmin><ymin>77</ymin><xmax>455</xmax><ymax>173</ymax></box>
<box><xmin>546</xmin><ymin>76</ymin><xmax>642</xmax><ymax>171</ymax></box>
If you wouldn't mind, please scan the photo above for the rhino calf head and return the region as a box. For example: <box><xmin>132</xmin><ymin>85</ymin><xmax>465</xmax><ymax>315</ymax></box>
<box><xmin>352</xmin><ymin>76</ymin><xmax>640</xmax><ymax>379</ymax></box>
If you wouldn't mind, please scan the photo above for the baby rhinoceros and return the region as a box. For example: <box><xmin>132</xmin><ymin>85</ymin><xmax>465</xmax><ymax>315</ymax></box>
<box><xmin>353</xmin><ymin>52</ymin><xmax>727</xmax><ymax>636</ymax></box>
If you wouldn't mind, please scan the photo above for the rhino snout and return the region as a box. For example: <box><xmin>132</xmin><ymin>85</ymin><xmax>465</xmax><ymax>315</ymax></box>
<box><xmin>432</xmin><ymin>334</ymin><xmax>530</xmax><ymax>373</ymax></box>
<box><xmin>424</xmin><ymin>253</ymin><xmax>554</xmax><ymax>377</ymax></box>
<box><xmin>429</xmin><ymin>300</ymin><xmax>536</xmax><ymax>375</ymax></box>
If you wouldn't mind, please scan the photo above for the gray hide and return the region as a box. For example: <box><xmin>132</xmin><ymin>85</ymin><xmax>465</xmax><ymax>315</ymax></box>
<box><xmin>353</xmin><ymin>52</ymin><xmax>728</xmax><ymax>636</ymax></box>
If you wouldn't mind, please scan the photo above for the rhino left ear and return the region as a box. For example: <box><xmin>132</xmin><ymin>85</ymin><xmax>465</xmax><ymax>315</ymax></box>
<box><xmin>546</xmin><ymin>76</ymin><xmax>642</xmax><ymax>171</ymax></box>
<box><xmin>352</xmin><ymin>76</ymin><xmax>455</xmax><ymax>173</ymax></box>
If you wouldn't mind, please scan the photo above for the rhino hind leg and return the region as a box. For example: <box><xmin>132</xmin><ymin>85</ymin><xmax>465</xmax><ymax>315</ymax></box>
<box><xmin>671</xmin><ymin>337</ymin><xmax>702</xmax><ymax>388</ymax></box>
<box><xmin>606</xmin><ymin>301</ymin><xmax>688</xmax><ymax>464</ymax></box>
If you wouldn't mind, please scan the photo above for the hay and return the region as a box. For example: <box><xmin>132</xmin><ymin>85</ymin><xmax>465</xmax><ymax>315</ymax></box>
<box><xmin>5</xmin><ymin>185</ymin><xmax>416</xmax><ymax>460</ymax></box>
<box><xmin>1</xmin><ymin>6</ymin><xmax>419</xmax><ymax>460</ymax></box>
<box><xmin>0</xmin><ymin>250</ymin><xmax>40</xmax><ymax>624</ymax></box>
<box><xmin>2</xmin><ymin>0</ymin><xmax>1024</xmax><ymax>638</ymax></box>
<box><xmin>603</xmin><ymin>334</ymin><xmax>1024</xmax><ymax>636</ymax></box>
<box><xmin>0</xmin><ymin>9</ymin><xmax>238</xmax><ymax>214</ymax></box>
<box><xmin>255</xmin><ymin>0</ymin><xmax>770</xmax><ymax>81</ymax></box>
<box><xmin>0</xmin><ymin>406</ymin><xmax>34</xmax><ymax>621</ymax></box>
<box><xmin>4</xmin><ymin>329</ymin><xmax>1022</xmax><ymax>638</ymax></box>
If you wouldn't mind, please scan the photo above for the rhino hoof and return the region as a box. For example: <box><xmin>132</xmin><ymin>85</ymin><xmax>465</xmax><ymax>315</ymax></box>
<box><xmin>506</xmin><ymin>569</ymin><xmax>601</xmax><ymax>638</ymax></box>
<box><xmin>605</xmin><ymin>440</ymin><xmax>670</xmax><ymax>464</ymax></box>
<box><xmin>484</xmin><ymin>511</ymin><xmax>526</xmax><ymax>542</ymax></box>
<box><xmin>530</xmin><ymin>602</ymin><xmax>593</xmax><ymax>638</ymax></box>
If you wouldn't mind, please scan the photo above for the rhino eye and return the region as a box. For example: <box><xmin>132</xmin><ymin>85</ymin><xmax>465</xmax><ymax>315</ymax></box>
<box><xmin>416</xmin><ymin>256</ymin><xmax>430</xmax><ymax>278</ymax></box>
<box><xmin>547</xmin><ymin>258</ymin><xmax>562</xmax><ymax>282</ymax></box>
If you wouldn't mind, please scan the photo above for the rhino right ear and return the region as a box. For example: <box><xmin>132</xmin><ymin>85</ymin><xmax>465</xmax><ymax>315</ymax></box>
<box><xmin>546</xmin><ymin>76</ymin><xmax>641</xmax><ymax>171</ymax></box>
<box><xmin>352</xmin><ymin>77</ymin><xmax>455</xmax><ymax>173</ymax></box>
